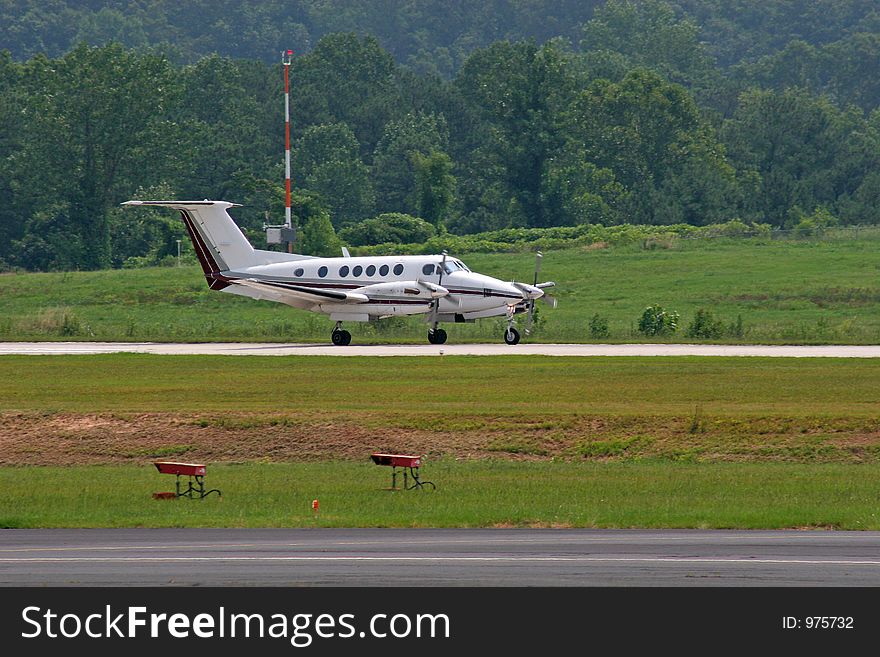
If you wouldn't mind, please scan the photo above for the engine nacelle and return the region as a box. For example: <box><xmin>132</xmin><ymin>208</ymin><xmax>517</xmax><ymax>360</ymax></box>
<box><xmin>355</xmin><ymin>280</ymin><xmax>448</xmax><ymax>299</ymax></box>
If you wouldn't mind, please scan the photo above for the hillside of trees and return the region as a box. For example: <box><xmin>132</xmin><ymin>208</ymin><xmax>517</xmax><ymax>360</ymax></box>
<box><xmin>1</xmin><ymin>0</ymin><xmax>879</xmax><ymax>270</ymax></box>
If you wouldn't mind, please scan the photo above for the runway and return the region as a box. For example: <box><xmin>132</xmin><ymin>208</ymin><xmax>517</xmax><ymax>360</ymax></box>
<box><xmin>1</xmin><ymin>341</ymin><xmax>879</xmax><ymax>357</ymax></box>
<box><xmin>3</xmin><ymin>528</ymin><xmax>880</xmax><ymax>586</ymax></box>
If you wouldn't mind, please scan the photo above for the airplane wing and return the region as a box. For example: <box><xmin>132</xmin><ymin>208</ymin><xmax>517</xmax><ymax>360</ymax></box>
<box><xmin>229</xmin><ymin>278</ymin><xmax>369</xmax><ymax>309</ymax></box>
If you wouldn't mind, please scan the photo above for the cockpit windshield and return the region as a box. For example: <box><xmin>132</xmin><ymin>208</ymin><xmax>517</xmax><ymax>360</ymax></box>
<box><xmin>442</xmin><ymin>259</ymin><xmax>470</xmax><ymax>274</ymax></box>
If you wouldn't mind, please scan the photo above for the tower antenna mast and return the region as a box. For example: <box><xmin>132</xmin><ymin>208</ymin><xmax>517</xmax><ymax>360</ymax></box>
<box><xmin>282</xmin><ymin>49</ymin><xmax>293</xmax><ymax>253</ymax></box>
<box><xmin>266</xmin><ymin>50</ymin><xmax>297</xmax><ymax>250</ymax></box>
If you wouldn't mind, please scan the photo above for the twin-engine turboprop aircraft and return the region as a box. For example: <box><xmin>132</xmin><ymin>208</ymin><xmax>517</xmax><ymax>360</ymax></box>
<box><xmin>123</xmin><ymin>200</ymin><xmax>556</xmax><ymax>345</ymax></box>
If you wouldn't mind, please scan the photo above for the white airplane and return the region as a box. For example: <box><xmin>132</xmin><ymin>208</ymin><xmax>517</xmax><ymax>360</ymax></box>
<box><xmin>123</xmin><ymin>200</ymin><xmax>556</xmax><ymax>345</ymax></box>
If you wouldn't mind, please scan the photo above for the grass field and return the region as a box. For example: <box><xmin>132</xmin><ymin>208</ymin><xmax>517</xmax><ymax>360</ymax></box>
<box><xmin>0</xmin><ymin>353</ymin><xmax>878</xmax><ymax>416</ymax></box>
<box><xmin>2</xmin><ymin>231</ymin><xmax>880</xmax><ymax>343</ymax></box>
<box><xmin>2</xmin><ymin>461</ymin><xmax>880</xmax><ymax>529</ymax></box>
<box><xmin>0</xmin><ymin>353</ymin><xmax>878</xmax><ymax>527</ymax></box>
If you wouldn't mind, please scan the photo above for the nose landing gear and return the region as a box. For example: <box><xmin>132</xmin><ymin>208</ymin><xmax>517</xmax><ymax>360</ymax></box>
<box><xmin>503</xmin><ymin>304</ymin><xmax>520</xmax><ymax>345</ymax></box>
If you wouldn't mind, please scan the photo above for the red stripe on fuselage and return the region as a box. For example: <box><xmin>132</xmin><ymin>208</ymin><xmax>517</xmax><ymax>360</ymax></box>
<box><xmin>233</xmin><ymin>277</ymin><xmax>520</xmax><ymax>300</ymax></box>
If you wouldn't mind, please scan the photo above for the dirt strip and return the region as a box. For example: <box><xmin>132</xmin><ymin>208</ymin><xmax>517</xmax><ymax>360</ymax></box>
<box><xmin>2</xmin><ymin>412</ymin><xmax>880</xmax><ymax>465</ymax></box>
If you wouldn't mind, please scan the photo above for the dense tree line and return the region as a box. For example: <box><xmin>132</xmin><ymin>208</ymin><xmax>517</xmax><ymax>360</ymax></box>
<box><xmin>0</xmin><ymin>1</ymin><xmax>602</xmax><ymax>74</ymax></box>
<box><xmin>3</xmin><ymin>1</ymin><xmax>877</xmax><ymax>78</ymax></box>
<box><xmin>1</xmin><ymin>0</ymin><xmax>880</xmax><ymax>270</ymax></box>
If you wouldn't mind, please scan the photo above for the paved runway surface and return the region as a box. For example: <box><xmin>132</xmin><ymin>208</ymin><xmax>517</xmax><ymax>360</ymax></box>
<box><xmin>3</xmin><ymin>528</ymin><xmax>880</xmax><ymax>586</ymax></box>
<box><xmin>2</xmin><ymin>342</ymin><xmax>879</xmax><ymax>357</ymax></box>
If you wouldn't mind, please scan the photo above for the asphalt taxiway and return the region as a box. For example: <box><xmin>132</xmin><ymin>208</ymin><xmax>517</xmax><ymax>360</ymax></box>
<box><xmin>3</xmin><ymin>528</ymin><xmax>880</xmax><ymax>586</ymax></box>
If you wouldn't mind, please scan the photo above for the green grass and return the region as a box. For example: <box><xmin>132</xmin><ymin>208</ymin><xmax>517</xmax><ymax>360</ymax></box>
<box><xmin>3</xmin><ymin>231</ymin><xmax>880</xmax><ymax>343</ymax></box>
<box><xmin>1</xmin><ymin>461</ymin><xmax>878</xmax><ymax>529</ymax></box>
<box><xmin>1</xmin><ymin>353</ymin><xmax>878</xmax><ymax>417</ymax></box>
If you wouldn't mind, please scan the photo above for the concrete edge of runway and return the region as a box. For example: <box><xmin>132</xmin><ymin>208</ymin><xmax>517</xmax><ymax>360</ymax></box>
<box><xmin>2</xmin><ymin>341</ymin><xmax>880</xmax><ymax>357</ymax></box>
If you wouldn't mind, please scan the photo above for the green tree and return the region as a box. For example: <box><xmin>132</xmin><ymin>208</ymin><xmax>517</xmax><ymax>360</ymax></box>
<box><xmin>372</xmin><ymin>112</ymin><xmax>449</xmax><ymax>215</ymax></box>
<box><xmin>721</xmin><ymin>87</ymin><xmax>877</xmax><ymax>226</ymax></box>
<box><xmin>567</xmin><ymin>69</ymin><xmax>740</xmax><ymax>224</ymax></box>
<box><xmin>108</xmin><ymin>183</ymin><xmax>185</xmax><ymax>268</ymax></box>
<box><xmin>411</xmin><ymin>150</ymin><xmax>456</xmax><ymax>230</ymax></box>
<box><xmin>295</xmin><ymin>123</ymin><xmax>375</xmax><ymax>228</ymax></box>
<box><xmin>174</xmin><ymin>55</ymin><xmax>275</xmax><ymax>212</ymax></box>
<box><xmin>542</xmin><ymin>154</ymin><xmax>627</xmax><ymax>225</ymax></box>
<box><xmin>581</xmin><ymin>0</ymin><xmax>717</xmax><ymax>90</ymax></box>
<box><xmin>454</xmin><ymin>39</ymin><xmax>581</xmax><ymax>229</ymax></box>
<box><xmin>301</xmin><ymin>208</ymin><xmax>342</xmax><ymax>257</ymax></box>
<box><xmin>0</xmin><ymin>52</ymin><xmax>26</xmax><ymax>263</ymax></box>
<box><xmin>293</xmin><ymin>32</ymin><xmax>402</xmax><ymax>156</ymax></box>
<box><xmin>14</xmin><ymin>43</ymin><xmax>180</xmax><ymax>269</ymax></box>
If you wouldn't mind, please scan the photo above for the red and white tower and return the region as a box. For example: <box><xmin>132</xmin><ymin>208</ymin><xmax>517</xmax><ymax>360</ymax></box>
<box><xmin>282</xmin><ymin>49</ymin><xmax>293</xmax><ymax>252</ymax></box>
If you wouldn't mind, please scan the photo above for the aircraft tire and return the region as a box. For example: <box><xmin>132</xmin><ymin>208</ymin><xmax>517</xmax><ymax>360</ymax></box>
<box><xmin>331</xmin><ymin>329</ymin><xmax>352</xmax><ymax>346</ymax></box>
<box><xmin>503</xmin><ymin>327</ymin><xmax>520</xmax><ymax>345</ymax></box>
<box><xmin>427</xmin><ymin>328</ymin><xmax>447</xmax><ymax>345</ymax></box>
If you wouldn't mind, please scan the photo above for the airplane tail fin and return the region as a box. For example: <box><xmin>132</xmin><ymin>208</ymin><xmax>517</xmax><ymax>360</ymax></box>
<box><xmin>122</xmin><ymin>200</ymin><xmax>310</xmax><ymax>289</ymax></box>
<box><xmin>122</xmin><ymin>201</ymin><xmax>253</xmax><ymax>277</ymax></box>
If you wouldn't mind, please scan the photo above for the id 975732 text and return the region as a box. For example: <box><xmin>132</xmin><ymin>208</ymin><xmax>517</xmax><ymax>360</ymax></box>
<box><xmin>782</xmin><ymin>617</ymin><xmax>854</xmax><ymax>630</ymax></box>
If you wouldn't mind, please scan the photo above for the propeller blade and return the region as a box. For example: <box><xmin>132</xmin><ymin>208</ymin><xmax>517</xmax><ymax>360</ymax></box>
<box><xmin>542</xmin><ymin>294</ymin><xmax>558</xmax><ymax>309</ymax></box>
<box><xmin>533</xmin><ymin>251</ymin><xmax>543</xmax><ymax>287</ymax></box>
<box><xmin>525</xmin><ymin>299</ymin><xmax>535</xmax><ymax>335</ymax></box>
<box><xmin>438</xmin><ymin>250</ymin><xmax>448</xmax><ymax>287</ymax></box>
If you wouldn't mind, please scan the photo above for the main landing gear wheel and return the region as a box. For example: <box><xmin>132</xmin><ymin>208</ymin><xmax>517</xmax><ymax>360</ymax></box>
<box><xmin>427</xmin><ymin>328</ymin><xmax>447</xmax><ymax>345</ymax></box>
<box><xmin>503</xmin><ymin>327</ymin><xmax>521</xmax><ymax>345</ymax></box>
<box><xmin>331</xmin><ymin>329</ymin><xmax>351</xmax><ymax>346</ymax></box>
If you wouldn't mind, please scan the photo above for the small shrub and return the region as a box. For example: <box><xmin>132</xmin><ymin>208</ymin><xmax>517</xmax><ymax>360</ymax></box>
<box><xmin>641</xmin><ymin>235</ymin><xmax>676</xmax><ymax>250</ymax></box>
<box><xmin>589</xmin><ymin>313</ymin><xmax>610</xmax><ymax>339</ymax></box>
<box><xmin>637</xmin><ymin>304</ymin><xmax>679</xmax><ymax>336</ymax></box>
<box><xmin>685</xmin><ymin>308</ymin><xmax>725</xmax><ymax>339</ymax></box>
<box><xmin>711</xmin><ymin>219</ymin><xmax>751</xmax><ymax>238</ymax></box>
<box><xmin>793</xmin><ymin>218</ymin><xmax>817</xmax><ymax>238</ymax></box>
<box><xmin>60</xmin><ymin>311</ymin><xmax>81</xmax><ymax>336</ymax></box>
<box><xmin>727</xmin><ymin>314</ymin><xmax>745</xmax><ymax>338</ymax></box>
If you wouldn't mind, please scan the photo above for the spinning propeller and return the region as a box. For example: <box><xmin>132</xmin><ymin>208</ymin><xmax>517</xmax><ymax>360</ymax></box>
<box><xmin>516</xmin><ymin>251</ymin><xmax>556</xmax><ymax>335</ymax></box>
<box><xmin>427</xmin><ymin>251</ymin><xmax>448</xmax><ymax>328</ymax></box>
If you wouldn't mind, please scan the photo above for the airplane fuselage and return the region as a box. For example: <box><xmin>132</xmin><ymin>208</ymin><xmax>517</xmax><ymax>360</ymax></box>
<box><xmin>225</xmin><ymin>255</ymin><xmax>527</xmax><ymax>322</ymax></box>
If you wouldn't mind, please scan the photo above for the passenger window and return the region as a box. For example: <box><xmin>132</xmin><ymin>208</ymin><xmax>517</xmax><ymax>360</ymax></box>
<box><xmin>366</xmin><ymin>264</ymin><xmax>376</xmax><ymax>276</ymax></box>
<box><xmin>422</xmin><ymin>263</ymin><xmax>434</xmax><ymax>276</ymax></box>
<box><xmin>379</xmin><ymin>264</ymin><xmax>389</xmax><ymax>276</ymax></box>
<box><xmin>353</xmin><ymin>265</ymin><xmax>363</xmax><ymax>276</ymax></box>
<box><xmin>294</xmin><ymin>268</ymin><xmax>304</xmax><ymax>277</ymax></box>
<box><xmin>318</xmin><ymin>266</ymin><xmax>328</xmax><ymax>278</ymax></box>
<box><xmin>339</xmin><ymin>265</ymin><xmax>350</xmax><ymax>277</ymax></box>
<box><xmin>393</xmin><ymin>264</ymin><xmax>404</xmax><ymax>275</ymax></box>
